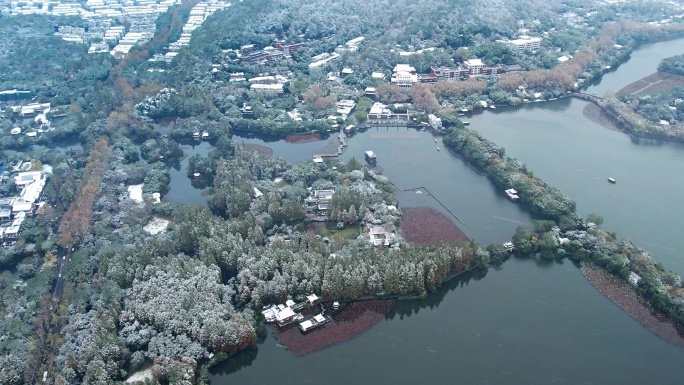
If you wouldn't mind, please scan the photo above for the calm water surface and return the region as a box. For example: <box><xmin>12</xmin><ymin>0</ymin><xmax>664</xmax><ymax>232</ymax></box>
<box><xmin>210</xmin><ymin>37</ymin><xmax>684</xmax><ymax>384</ymax></box>
<box><xmin>472</xmin><ymin>98</ymin><xmax>684</xmax><ymax>276</ymax></box>
<box><xmin>164</xmin><ymin>141</ymin><xmax>212</xmax><ymax>205</ymax></box>
<box><xmin>587</xmin><ymin>36</ymin><xmax>684</xmax><ymax>96</ymax></box>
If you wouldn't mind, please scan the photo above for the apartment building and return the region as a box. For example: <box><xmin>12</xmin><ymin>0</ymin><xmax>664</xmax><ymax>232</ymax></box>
<box><xmin>496</xmin><ymin>36</ymin><xmax>542</xmax><ymax>53</ymax></box>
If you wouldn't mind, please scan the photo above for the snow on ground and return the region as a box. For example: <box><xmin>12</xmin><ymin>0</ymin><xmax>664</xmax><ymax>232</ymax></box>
<box><xmin>125</xmin><ymin>368</ymin><xmax>154</xmax><ymax>383</ymax></box>
<box><xmin>127</xmin><ymin>184</ymin><xmax>144</xmax><ymax>204</ymax></box>
<box><xmin>144</xmin><ymin>216</ymin><xmax>170</xmax><ymax>235</ymax></box>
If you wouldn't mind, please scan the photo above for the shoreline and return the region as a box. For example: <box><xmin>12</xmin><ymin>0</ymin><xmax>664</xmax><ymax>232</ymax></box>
<box><xmin>240</xmin><ymin>143</ymin><xmax>273</xmax><ymax>156</ymax></box>
<box><xmin>583</xmin><ymin>98</ymin><xmax>684</xmax><ymax>143</ymax></box>
<box><xmin>582</xmin><ymin>103</ymin><xmax>627</xmax><ymax>134</ymax></box>
<box><xmin>581</xmin><ymin>263</ymin><xmax>684</xmax><ymax>348</ymax></box>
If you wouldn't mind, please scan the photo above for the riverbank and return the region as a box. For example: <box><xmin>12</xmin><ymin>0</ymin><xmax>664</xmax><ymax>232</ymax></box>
<box><xmin>582</xmin><ymin>103</ymin><xmax>625</xmax><ymax>133</ymax></box>
<box><xmin>580</xmin><ymin>263</ymin><xmax>684</xmax><ymax>348</ymax></box>
<box><xmin>240</xmin><ymin>143</ymin><xmax>273</xmax><ymax>156</ymax></box>
<box><xmin>573</xmin><ymin>92</ymin><xmax>684</xmax><ymax>142</ymax></box>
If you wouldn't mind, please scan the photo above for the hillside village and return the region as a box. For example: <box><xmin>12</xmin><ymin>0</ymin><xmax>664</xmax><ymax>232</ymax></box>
<box><xmin>2</xmin><ymin>0</ymin><xmax>231</xmax><ymax>59</ymax></box>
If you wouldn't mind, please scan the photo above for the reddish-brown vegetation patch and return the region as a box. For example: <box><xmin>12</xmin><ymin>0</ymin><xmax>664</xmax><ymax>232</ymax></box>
<box><xmin>401</xmin><ymin>207</ymin><xmax>468</xmax><ymax>245</ymax></box>
<box><xmin>581</xmin><ymin>263</ymin><xmax>684</xmax><ymax>347</ymax></box>
<box><xmin>241</xmin><ymin>144</ymin><xmax>273</xmax><ymax>156</ymax></box>
<box><xmin>583</xmin><ymin>104</ymin><xmax>625</xmax><ymax>133</ymax></box>
<box><xmin>272</xmin><ymin>300</ymin><xmax>395</xmax><ymax>356</ymax></box>
<box><xmin>286</xmin><ymin>132</ymin><xmax>321</xmax><ymax>143</ymax></box>
<box><xmin>616</xmin><ymin>71</ymin><xmax>684</xmax><ymax>97</ymax></box>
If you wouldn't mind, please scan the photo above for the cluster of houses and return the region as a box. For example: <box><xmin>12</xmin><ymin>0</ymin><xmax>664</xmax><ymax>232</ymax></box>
<box><xmin>305</xmin><ymin>189</ymin><xmax>334</xmax><ymax>212</ymax></box>
<box><xmin>234</xmin><ymin>41</ymin><xmax>306</xmax><ymax>64</ymax></box>
<box><xmin>390</xmin><ymin>60</ymin><xmax>525</xmax><ymax>89</ymax></box>
<box><xmin>68</xmin><ymin>0</ymin><xmax>185</xmax><ymax>58</ymax></box>
<box><xmin>151</xmin><ymin>0</ymin><xmax>231</xmax><ymax>63</ymax></box>
<box><xmin>262</xmin><ymin>294</ymin><xmax>332</xmax><ymax>332</ymax></box>
<box><xmin>4</xmin><ymin>102</ymin><xmax>54</xmax><ymax>138</ymax></box>
<box><xmin>1</xmin><ymin>167</ymin><xmax>49</xmax><ymax>246</ymax></box>
<box><xmin>303</xmin><ymin>185</ymin><xmax>398</xmax><ymax>248</ymax></box>
<box><xmin>386</xmin><ymin>36</ymin><xmax>540</xmax><ymax>90</ymax></box>
<box><xmin>308</xmin><ymin>36</ymin><xmax>364</xmax><ymax>68</ymax></box>
<box><xmin>221</xmin><ymin>36</ymin><xmax>312</xmax><ymax>66</ymax></box>
<box><xmin>248</xmin><ymin>74</ymin><xmax>290</xmax><ymax>95</ymax></box>
<box><xmin>2</xmin><ymin>0</ymin><xmax>231</xmax><ymax>59</ymax></box>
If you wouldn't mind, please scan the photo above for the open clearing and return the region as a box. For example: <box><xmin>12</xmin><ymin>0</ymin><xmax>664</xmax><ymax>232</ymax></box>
<box><xmin>616</xmin><ymin>71</ymin><xmax>684</xmax><ymax>97</ymax></box>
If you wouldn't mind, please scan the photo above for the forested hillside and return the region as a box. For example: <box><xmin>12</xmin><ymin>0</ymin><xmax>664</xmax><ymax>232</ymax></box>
<box><xmin>0</xmin><ymin>16</ymin><xmax>115</xmax><ymax>105</ymax></box>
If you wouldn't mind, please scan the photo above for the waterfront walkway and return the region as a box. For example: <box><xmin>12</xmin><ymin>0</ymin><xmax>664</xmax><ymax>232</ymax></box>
<box><xmin>570</xmin><ymin>92</ymin><xmax>605</xmax><ymax>104</ymax></box>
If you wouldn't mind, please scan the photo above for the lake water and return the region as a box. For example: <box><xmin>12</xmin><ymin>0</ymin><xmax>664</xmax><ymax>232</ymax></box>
<box><xmin>472</xmin><ymin>98</ymin><xmax>684</xmax><ymax>276</ymax></box>
<box><xmin>586</xmin><ymin>37</ymin><xmax>684</xmax><ymax>96</ymax></box>
<box><xmin>164</xmin><ymin>141</ymin><xmax>212</xmax><ymax>205</ymax></box>
<box><xmin>210</xmin><ymin>36</ymin><xmax>684</xmax><ymax>384</ymax></box>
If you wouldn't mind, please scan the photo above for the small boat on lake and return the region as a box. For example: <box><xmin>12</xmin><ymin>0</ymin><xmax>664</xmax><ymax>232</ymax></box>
<box><xmin>462</xmin><ymin>121</ymin><xmax>470</xmax><ymax>126</ymax></box>
<box><xmin>365</xmin><ymin>150</ymin><xmax>377</xmax><ymax>165</ymax></box>
<box><xmin>504</xmin><ymin>188</ymin><xmax>520</xmax><ymax>202</ymax></box>
<box><xmin>435</xmin><ymin>139</ymin><xmax>438</xmax><ymax>143</ymax></box>
<box><xmin>490</xmin><ymin>105</ymin><xmax>496</xmax><ymax>110</ymax></box>
<box><xmin>437</xmin><ymin>147</ymin><xmax>440</xmax><ymax>151</ymax></box>
<box><xmin>608</xmin><ymin>178</ymin><xmax>616</xmax><ymax>184</ymax></box>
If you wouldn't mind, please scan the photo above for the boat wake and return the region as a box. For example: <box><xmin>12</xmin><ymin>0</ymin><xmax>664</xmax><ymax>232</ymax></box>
<box><xmin>493</xmin><ymin>216</ymin><xmax>524</xmax><ymax>224</ymax></box>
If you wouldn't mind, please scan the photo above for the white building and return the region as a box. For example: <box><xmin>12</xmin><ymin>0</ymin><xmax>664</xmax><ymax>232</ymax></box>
<box><xmin>369</xmin><ymin>226</ymin><xmax>395</xmax><ymax>247</ymax></box>
<box><xmin>309</xmin><ymin>52</ymin><xmax>340</xmax><ymax>68</ymax></box>
<box><xmin>497</xmin><ymin>36</ymin><xmax>542</xmax><ymax>53</ymax></box>
<box><xmin>248</xmin><ymin>75</ymin><xmax>287</xmax><ymax>84</ymax></box>
<box><xmin>391</xmin><ymin>64</ymin><xmax>418</xmax><ymax>90</ymax></box>
<box><xmin>336</xmin><ymin>100</ymin><xmax>356</xmax><ymax>117</ymax></box>
<box><xmin>428</xmin><ymin>114</ymin><xmax>442</xmax><ymax>130</ymax></box>
<box><xmin>367</xmin><ymin>102</ymin><xmax>392</xmax><ymax>119</ymax></box>
<box><xmin>250</xmin><ymin>83</ymin><xmax>284</xmax><ymax>95</ymax></box>
<box><xmin>14</xmin><ymin>171</ymin><xmax>43</xmax><ymax>186</ymax></box>
<box><xmin>463</xmin><ymin>59</ymin><xmax>484</xmax><ymax>75</ymax></box>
